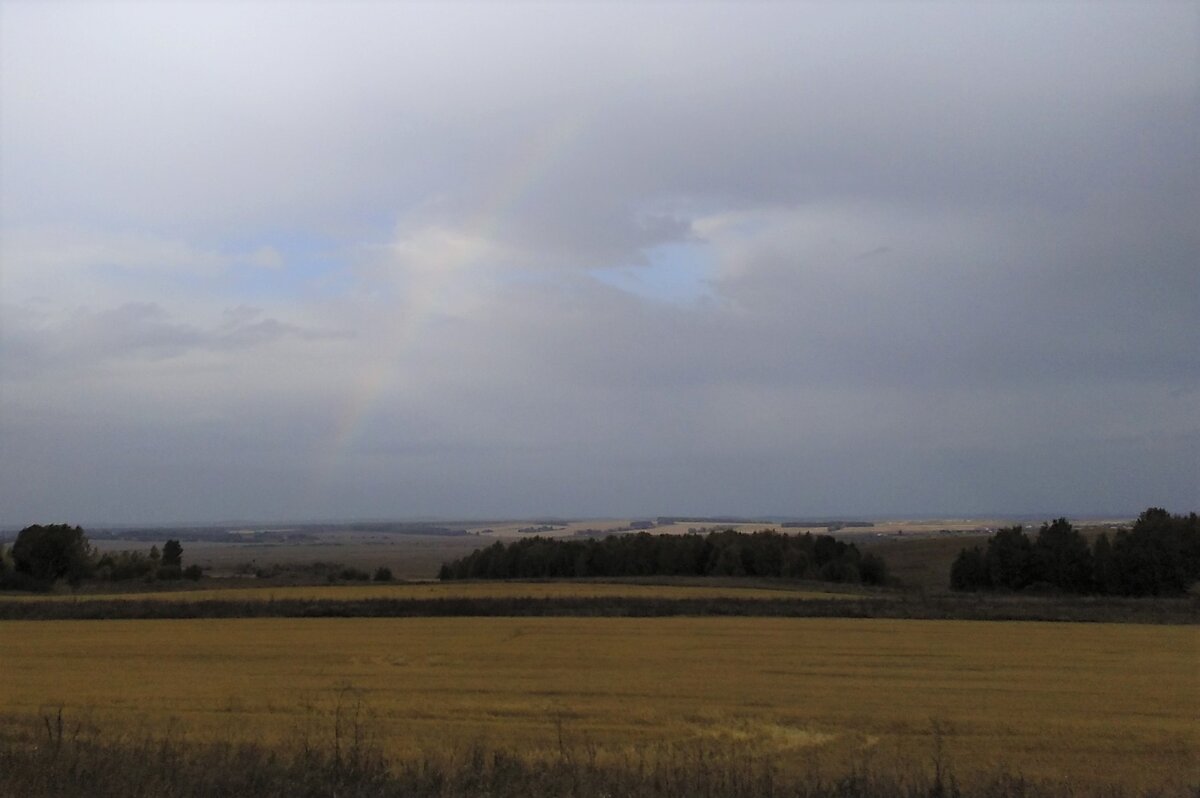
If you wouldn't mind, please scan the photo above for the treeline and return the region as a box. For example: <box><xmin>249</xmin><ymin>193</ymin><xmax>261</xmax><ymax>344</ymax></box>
<box><xmin>0</xmin><ymin>524</ymin><xmax>199</xmax><ymax>591</ymax></box>
<box><xmin>951</xmin><ymin>508</ymin><xmax>1199</xmax><ymax>596</ymax></box>
<box><xmin>438</xmin><ymin>529</ymin><xmax>888</xmax><ymax>585</ymax></box>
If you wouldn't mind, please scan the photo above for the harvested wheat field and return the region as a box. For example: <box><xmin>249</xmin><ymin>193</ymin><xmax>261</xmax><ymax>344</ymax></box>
<box><xmin>2</xmin><ymin>617</ymin><xmax>1195</xmax><ymax>791</ymax></box>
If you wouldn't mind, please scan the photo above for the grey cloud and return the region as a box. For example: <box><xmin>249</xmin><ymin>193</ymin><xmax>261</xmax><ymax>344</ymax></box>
<box><xmin>1</xmin><ymin>2</ymin><xmax>1197</xmax><ymax>523</ymax></box>
<box><xmin>2</xmin><ymin>302</ymin><xmax>351</xmax><ymax>377</ymax></box>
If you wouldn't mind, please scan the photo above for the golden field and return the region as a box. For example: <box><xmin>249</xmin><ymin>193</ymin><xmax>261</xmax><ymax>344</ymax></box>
<box><xmin>0</xmin><ymin>580</ymin><xmax>850</xmax><ymax>603</ymax></box>
<box><xmin>2</xmin><ymin>617</ymin><xmax>1196</xmax><ymax>790</ymax></box>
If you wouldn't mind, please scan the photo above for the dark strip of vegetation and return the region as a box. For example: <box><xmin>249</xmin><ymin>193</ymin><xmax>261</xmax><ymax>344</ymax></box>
<box><xmin>951</xmin><ymin>509</ymin><xmax>1199</xmax><ymax>596</ymax></box>
<box><xmin>0</xmin><ymin>710</ymin><xmax>1189</xmax><ymax>798</ymax></box>
<box><xmin>2</xmin><ymin>593</ymin><xmax>1194</xmax><ymax>624</ymax></box>
<box><xmin>438</xmin><ymin>529</ymin><xmax>889</xmax><ymax>585</ymax></box>
<box><xmin>0</xmin><ymin>526</ymin><xmax>412</xmax><ymax>593</ymax></box>
<box><xmin>232</xmin><ymin>560</ymin><xmax>395</xmax><ymax>583</ymax></box>
<box><xmin>0</xmin><ymin>525</ymin><xmax>202</xmax><ymax>591</ymax></box>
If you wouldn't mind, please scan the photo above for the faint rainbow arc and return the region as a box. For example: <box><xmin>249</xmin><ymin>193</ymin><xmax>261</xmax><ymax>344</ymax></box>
<box><xmin>322</xmin><ymin>111</ymin><xmax>591</xmax><ymax>468</ymax></box>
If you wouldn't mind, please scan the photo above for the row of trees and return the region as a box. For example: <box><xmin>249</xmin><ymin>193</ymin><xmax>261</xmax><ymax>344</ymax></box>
<box><xmin>0</xmin><ymin>524</ymin><xmax>199</xmax><ymax>590</ymax></box>
<box><xmin>950</xmin><ymin>508</ymin><xmax>1199</xmax><ymax>596</ymax></box>
<box><xmin>438</xmin><ymin>529</ymin><xmax>889</xmax><ymax>585</ymax></box>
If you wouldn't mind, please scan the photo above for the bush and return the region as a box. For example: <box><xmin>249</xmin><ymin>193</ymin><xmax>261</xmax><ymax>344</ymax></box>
<box><xmin>157</xmin><ymin>565</ymin><xmax>183</xmax><ymax>581</ymax></box>
<box><xmin>95</xmin><ymin>551</ymin><xmax>157</xmax><ymax>582</ymax></box>
<box><xmin>372</xmin><ymin>566</ymin><xmax>393</xmax><ymax>582</ymax></box>
<box><xmin>339</xmin><ymin>567</ymin><xmax>370</xmax><ymax>582</ymax></box>
<box><xmin>183</xmin><ymin>564</ymin><xmax>203</xmax><ymax>580</ymax></box>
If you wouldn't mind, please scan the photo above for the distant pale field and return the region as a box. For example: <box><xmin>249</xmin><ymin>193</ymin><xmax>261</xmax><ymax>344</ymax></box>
<box><xmin>0</xmin><ymin>581</ymin><xmax>849</xmax><ymax>603</ymax></box>
<box><xmin>470</xmin><ymin>519</ymin><xmax>1027</xmax><ymax>538</ymax></box>
<box><xmin>2</xmin><ymin>617</ymin><xmax>1195</xmax><ymax>790</ymax></box>
<box><xmin>93</xmin><ymin>534</ymin><xmax>488</xmax><ymax>579</ymax></box>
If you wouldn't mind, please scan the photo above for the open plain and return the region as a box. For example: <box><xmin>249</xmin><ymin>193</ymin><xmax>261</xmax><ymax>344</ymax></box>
<box><xmin>2</xmin><ymin>615</ymin><xmax>1195</xmax><ymax>792</ymax></box>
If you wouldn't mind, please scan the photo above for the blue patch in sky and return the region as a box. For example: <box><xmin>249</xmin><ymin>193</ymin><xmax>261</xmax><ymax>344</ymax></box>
<box><xmin>590</xmin><ymin>241</ymin><xmax>715</xmax><ymax>305</ymax></box>
<box><xmin>224</xmin><ymin>230</ymin><xmax>356</xmax><ymax>300</ymax></box>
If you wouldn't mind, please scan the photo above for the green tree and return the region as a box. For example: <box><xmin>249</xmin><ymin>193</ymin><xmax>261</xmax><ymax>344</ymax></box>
<box><xmin>985</xmin><ymin>526</ymin><xmax>1034</xmax><ymax>590</ymax></box>
<box><xmin>11</xmin><ymin>524</ymin><xmax>94</xmax><ymax>586</ymax></box>
<box><xmin>162</xmin><ymin>540</ymin><xmax>183</xmax><ymax>569</ymax></box>
<box><xmin>950</xmin><ymin>546</ymin><xmax>989</xmax><ymax>591</ymax></box>
<box><xmin>1091</xmin><ymin>532</ymin><xmax>1120</xmax><ymax>595</ymax></box>
<box><xmin>1108</xmin><ymin>508</ymin><xmax>1200</xmax><ymax>595</ymax></box>
<box><xmin>1033</xmin><ymin>518</ymin><xmax>1092</xmax><ymax>592</ymax></box>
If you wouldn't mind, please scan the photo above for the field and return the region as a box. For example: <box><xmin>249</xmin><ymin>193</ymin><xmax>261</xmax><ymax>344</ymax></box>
<box><xmin>3</xmin><ymin>616</ymin><xmax>1195</xmax><ymax>792</ymax></box>
<box><xmin>861</xmin><ymin>534</ymin><xmax>991</xmax><ymax>593</ymax></box>
<box><xmin>91</xmin><ymin>532</ymin><xmax>489</xmax><ymax>580</ymax></box>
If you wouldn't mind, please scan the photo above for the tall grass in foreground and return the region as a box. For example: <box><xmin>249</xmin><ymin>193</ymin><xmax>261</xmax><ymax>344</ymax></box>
<box><xmin>1</xmin><ymin>711</ymin><xmax>1192</xmax><ymax>798</ymax></box>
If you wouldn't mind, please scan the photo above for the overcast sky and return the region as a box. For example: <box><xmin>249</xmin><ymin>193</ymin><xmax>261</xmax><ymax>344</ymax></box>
<box><xmin>1</xmin><ymin>1</ymin><xmax>1197</xmax><ymax>526</ymax></box>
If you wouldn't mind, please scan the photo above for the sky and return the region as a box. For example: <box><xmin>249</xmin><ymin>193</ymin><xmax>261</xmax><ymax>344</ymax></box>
<box><xmin>1</xmin><ymin>1</ymin><xmax>1197</xmax><ymax>526</ymax></box>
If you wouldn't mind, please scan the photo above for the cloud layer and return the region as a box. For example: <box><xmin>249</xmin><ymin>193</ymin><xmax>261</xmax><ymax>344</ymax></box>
<box><xmin>2</xmin><ymin>2</ymin><xmax>1197</xmax><ymax>524</ymax></box>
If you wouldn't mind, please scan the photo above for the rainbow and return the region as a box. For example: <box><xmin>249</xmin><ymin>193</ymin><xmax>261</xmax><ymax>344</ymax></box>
<box><xmin>322</xmin><ymin>110</ymin><xmax>590</xmax><ymax>470</ymax></box>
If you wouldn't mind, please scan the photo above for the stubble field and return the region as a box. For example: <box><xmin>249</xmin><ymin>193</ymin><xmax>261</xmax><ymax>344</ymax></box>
<box><xmin>2</xmin><ymin>616</ymin><xmax>1195</xmax><ymax>792</ymax></box>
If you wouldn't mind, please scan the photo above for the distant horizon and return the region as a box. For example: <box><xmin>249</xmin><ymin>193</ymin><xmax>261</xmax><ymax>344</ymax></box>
<box><xmin>2</xmin><ymin>509</ymin><xmax>1175</xmax><ymax>535</ymax></box>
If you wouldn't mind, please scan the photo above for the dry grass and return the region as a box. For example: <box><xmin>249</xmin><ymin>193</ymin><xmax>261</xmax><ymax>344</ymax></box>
<box><xmin>861</xmin><ymin>535</ymin><xmax>993</xmax><ymax>592</ymax></box>
<box><xmin>1</xmin><ymin>617</ymin><xmax>1195</xmax><ymax>791</ymax></box>
<box><xmin>94</xmin><ymin>534</ymin><xmax>488</xmax><ymax>579</ymax></box>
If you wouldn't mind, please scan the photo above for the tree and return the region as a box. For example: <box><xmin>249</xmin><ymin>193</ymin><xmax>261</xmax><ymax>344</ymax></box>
<box><xmin>1032</xmin><ymin>518</ymin><xmax>1092</xmax><ymax>592</ymax></box>
<box><xmin>11</xmin><ymin>524</ymin><xmax>94</xmax><ymax>586</ymax></box>
<box><xmin>950</xmin><ymin>546</ymin><xmax>989</xmax><ymax>591</ymax></box>
<box><xmin>985</xmin><ymin>526</ymin><xmax>1034</xmax><ymax>590</ymax></box>
<box><xmin>437</xmin><ymin>528</ymin><xmax>879</xmax><ymax>586</ymax></box>
<box><xmin>1106</xmin><ymin>508</ymin><xmax>1200</xmax><ymax>595</ymax></box>
<box><xmin>162</xmin><ymin>540</ymin><xmax>183</xmax><ymax>569</ymax></box>
<box><xmin>1090</xmin><ymin>532</ymin><xmax>1119</xmax><ymax>594</ymax></box>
